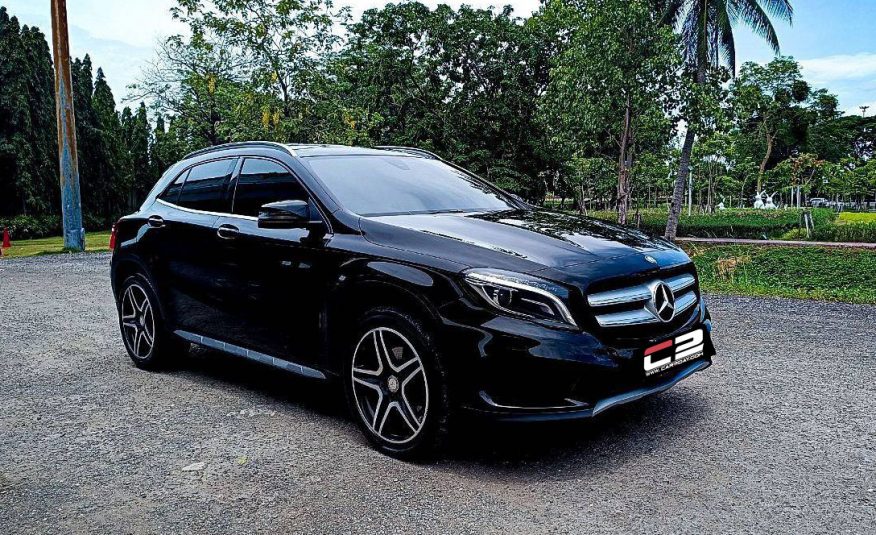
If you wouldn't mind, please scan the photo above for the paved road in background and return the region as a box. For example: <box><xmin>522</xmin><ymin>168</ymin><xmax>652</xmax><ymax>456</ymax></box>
<box><xmin>1</xmin><ymin>253</ymin><xmax>873</xmax><ymax>534</ymax></box>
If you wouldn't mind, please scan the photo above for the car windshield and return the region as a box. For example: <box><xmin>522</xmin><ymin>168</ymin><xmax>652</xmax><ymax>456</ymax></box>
<box><xmin>304</xmin><ymin>155</ymin><xmax>518</xmax><ymax>216</ymax></box>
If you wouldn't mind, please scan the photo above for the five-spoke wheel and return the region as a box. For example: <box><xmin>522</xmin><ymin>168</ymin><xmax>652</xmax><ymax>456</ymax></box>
<box><xmin>117</xmin><ymin>274</ymin><xmax>186</xmax><ymax>369</ymax></box>
<box><xmin>121</xmin><ymin>283</ymin><xmax>155</xmax><ymax>359</ymax></box>
<box><xmin>345</xmin><ymin>308</ymin><xmax>448</xmax><ymax>458</ymax></box>
<box><xmin>351</xmin><ymin>327</ymin><xmax>429</xmax><ymax>445</ymax></box>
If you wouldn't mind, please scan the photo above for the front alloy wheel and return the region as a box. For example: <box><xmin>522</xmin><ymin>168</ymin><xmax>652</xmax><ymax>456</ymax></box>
<box><xmin>345</xmin><ymin>308</ymin><xmax>449</xmax><ymax>459</ymax></box>
<box><xmin>351</xmin><ymin>327</ymin><xmax>429</xmax><ymax>445</ymax></box>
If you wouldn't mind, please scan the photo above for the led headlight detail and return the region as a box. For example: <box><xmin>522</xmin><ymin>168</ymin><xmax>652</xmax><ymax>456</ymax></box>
<box><xmin>463</xmin><ymin>269</ymin><xmax>578</xmax><ymax>327</ymax></box>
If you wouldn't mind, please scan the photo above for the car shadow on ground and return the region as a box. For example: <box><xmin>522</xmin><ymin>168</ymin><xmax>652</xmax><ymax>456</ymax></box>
<box><xmin>162</xmin><ymin>345</ymin><xmax>711</xmax><ymax>478</ymax></box>
<box><xmin>440</xmin><ymin>389</ymin><xmax>710</xmax><ymax>480</ymax></box>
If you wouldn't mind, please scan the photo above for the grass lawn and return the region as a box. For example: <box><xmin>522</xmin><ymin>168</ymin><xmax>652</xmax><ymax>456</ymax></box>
<box><xmin>0</xmin><ymin>230</ymin><xmax>112</xmax><ymax>259</ymax></box>
<box><xmin>837</xmin><ymin>212</ymin><xmax>876</xmax><ymax>224</ymax></box>
<box><xmin>684</xmin><ymin>243</ymin><xmax>876</xmax><ymax>304</ymax></box>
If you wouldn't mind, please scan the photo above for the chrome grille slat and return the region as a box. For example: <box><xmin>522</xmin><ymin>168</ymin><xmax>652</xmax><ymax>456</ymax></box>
<box><xmin>673</xmin><ymin>290</ymin><xmax>697</xmax><ymax>314</ymax></box>
<box><xmin>666</xmin><ymin>274</ymin><xmax>695</xmax><ymax>293</ymax></box>
<box><xmin>595</xmin><ymin>308</ymin><xmax>660</xmax><ymax>327</ymax></box>
<box><xmin>586</xmin><ymin>284</ymin><xmax>651</xmax><ymax>307</ymax></box>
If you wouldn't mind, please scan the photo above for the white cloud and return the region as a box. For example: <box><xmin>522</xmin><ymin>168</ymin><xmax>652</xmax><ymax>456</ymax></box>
<box><xmin>845</xmin><ymin>100</ymin><xmax>876</xmax><ymax>117</ymax></box>
<box><xmin>799</xmin><ymin>53</ymin><xmax>876</xmax><ymax>84</ymax></box>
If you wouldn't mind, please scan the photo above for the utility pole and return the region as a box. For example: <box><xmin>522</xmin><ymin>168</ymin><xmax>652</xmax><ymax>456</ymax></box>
<box><xmin>50</xmin><ymin>0</ymin><xmax>84</xmax><ymax>251</ymax></box>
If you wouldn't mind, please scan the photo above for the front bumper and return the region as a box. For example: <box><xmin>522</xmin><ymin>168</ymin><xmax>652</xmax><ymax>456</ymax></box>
<box><xmin>439</xmin><ymin>296</ymin><xmax>714</xmax><ymax>422</ymax></box>
<box><xmin>465</xmin><ymin>358</ymin><xmax>710</xmax><ymax>422</ymax></box>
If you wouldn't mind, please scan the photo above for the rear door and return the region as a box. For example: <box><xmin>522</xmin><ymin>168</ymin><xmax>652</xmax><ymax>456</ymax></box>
<box><xmin>152</xmin><ymin>158</ymin><xmax>237</xmax><ymax>336</ymax></box>
<box><xmin>211</xmin><ymin>157</ymin><xmax>330</xmax><ymax>365</ymax></box>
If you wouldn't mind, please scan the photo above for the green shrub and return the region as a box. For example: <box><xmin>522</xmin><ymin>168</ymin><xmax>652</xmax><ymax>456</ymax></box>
<box><xmin>0</xmin><ymin>213</ymin><xmax>116</xmax><ymax>240</ymax></box>
<box><xmin>684</xmin><ymin>244</ymin><xmax>876</xmax><ymax>304</ymax></box>
<box><xmin>0</xmin><ymin>215</ymin><xmax>61</xmax><ymax>240</ymax></box>
<box><xmin>811</xmin><ymin>223</ymin><xmax>876</xmax><ymax>243</ymax></box>
<box><xmin>587</xmin><ymin>208</ymin><xmax>835</xmax><ymax>239</ymax></box>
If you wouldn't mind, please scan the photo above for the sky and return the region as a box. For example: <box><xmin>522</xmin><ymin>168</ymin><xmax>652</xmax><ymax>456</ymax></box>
<box><xmin>3</xmin><ymin>0</ymin><xmax>874</xmax><ymax>115</ymax></box>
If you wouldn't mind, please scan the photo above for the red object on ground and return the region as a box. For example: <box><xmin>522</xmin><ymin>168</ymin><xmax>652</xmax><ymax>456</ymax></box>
<box><xmin>2</xmin><ymin>227</ymin><xmax>10</xmax><ymax>248</ymax></box>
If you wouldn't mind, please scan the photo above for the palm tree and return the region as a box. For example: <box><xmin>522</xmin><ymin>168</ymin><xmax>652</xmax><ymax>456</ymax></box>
<box><xmin>661</xmin><ymin>0</ymin><xmax>793</xmax><ymax>240</ymax></box>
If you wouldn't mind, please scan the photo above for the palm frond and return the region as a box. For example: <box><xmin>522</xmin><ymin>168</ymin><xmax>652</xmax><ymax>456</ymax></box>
<box><xmin>715</xmin><ymin>1</ymin><xmax>736</xmax><ymax>72</ymax></box>
<box><xmin>752</xmin><ymin>0</ymin><xmax>793</xmax><ymax>24</ymax></box>
<box><xmin>733</xmin><ymin>0</ymin><xmax>781</xmax><ymax>53</ymax></box>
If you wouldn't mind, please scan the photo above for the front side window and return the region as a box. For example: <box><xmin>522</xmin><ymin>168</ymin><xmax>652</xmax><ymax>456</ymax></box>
<box><xmin>232</xmin><ymin>158</ymin><xmax>308</xmax><ymax>217</ymax></box>
<box><xmin>176</xmin><ymin>159</ymin><xmax>236</xmax><ymax>212</ymax></box>
<box><xmin>304</xmin><ymin>155</ymin><xmax>517</xmax><ymax>216</ymax></box>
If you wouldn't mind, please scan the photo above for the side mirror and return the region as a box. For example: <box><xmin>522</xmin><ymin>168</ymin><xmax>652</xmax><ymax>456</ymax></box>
<box><xmin>258</xmin><ymin>200</ymin><xmax>312</xmax><ymax>229</ymax></box>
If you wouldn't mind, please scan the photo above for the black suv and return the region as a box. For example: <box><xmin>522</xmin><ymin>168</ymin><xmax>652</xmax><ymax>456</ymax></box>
<box><xmin>111</xmin><ymin>142</ymin><xmax>715</xmax><ymax>458</ymax></box>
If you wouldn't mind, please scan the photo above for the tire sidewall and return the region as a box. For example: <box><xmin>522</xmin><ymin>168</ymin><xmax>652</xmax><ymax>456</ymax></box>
<box><xmin>343</xmin><ymin>307</ymin><xmax>449</xmax><ymax>459</ymax></box>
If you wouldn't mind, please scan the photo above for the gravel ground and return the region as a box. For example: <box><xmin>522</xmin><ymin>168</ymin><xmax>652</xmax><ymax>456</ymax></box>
<box><xmin>1</xmin><ymin>253</ymin><xmax>874</xmax><ymax>534</ymax></box>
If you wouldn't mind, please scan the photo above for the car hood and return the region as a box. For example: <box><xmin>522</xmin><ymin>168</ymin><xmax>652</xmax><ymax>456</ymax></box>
<box><xmin>360</xmin><ymin>209</ymin><xmax>689</xmax><ymax>278</ymax></box>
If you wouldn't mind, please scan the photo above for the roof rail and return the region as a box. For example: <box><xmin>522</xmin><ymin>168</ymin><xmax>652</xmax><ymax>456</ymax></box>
<box><xmin>182</xmin><ymin>141</ymin><xmax>291</xmax><ymax>160</ymax></box>
<box><xmin>375</xmin><ymin>146</ymin><xmax>441</xmax><ymax>160</ymax></box>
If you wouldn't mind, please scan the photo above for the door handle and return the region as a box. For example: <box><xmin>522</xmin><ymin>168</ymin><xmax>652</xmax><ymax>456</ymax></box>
<box><xmin>217</xmin><ymin>224</ymin><xmax>240</xmax><ymax>240</ymax></box>
<box><xmin>147</xmin><ymin>215</ymin><xmax>165</xmax><ymax>228</ymax></box>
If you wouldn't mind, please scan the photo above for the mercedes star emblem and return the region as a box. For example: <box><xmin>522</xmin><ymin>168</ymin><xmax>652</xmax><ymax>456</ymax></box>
<box><xmin>651</xmin><ymin>282</ymin><xmax>676</xmax><ymax>322</ymax></box>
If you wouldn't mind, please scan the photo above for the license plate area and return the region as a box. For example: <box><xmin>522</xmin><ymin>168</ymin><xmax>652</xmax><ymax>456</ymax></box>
<box><xmin>642</xmin><ymin>328</ymin><xmax>708</xmax><ymax>377</ymax></box>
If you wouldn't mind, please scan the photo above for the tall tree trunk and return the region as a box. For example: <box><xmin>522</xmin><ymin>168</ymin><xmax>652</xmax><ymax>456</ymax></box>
<box><xmin>665</xmin><ymin>66</ymin><xmax>706</xmax><ymax>240</ymax></box>
<box><xmin>617</xmin><ymin>94</ymin><xmax>633</xmax><ymax>225</ymax></box>
<box><xmin>757</xmin><ymin>132</ymin><xmax>774</xmax><ymax>193</ymax></box>
<box><xmin>665</xmin><ymin>127</ymin><xmax>695</xmax><ymax>240</ymax></box>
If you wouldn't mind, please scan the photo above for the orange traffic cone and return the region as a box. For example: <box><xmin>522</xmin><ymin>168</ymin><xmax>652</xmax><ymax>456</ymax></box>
<box><xmin>1</xmin><ymin>227</ymin><xmax>10</xmax><ymax>249</ymax></box>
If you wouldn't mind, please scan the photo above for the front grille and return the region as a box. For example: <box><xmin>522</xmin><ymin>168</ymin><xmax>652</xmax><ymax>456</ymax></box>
<box><xmin>575</xmin><ymin>264</ymin><xmax>702</xmax><ymax>342</ymax></box>
<box><xmin>587</xmin><ymin>273</ymin><xmax>697</xmax><ymax>328</ymax></box>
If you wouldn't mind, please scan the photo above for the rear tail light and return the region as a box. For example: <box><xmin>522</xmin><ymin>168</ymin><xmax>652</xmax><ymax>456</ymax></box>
<box><xmin>109</xmin><ymin>223</ymin><xmax>118</xmax><ymax>251</ymax></box>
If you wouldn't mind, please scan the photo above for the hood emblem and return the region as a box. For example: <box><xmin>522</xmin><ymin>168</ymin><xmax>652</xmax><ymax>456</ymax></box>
<box><xmin>648</xmin><ymin>282</ymin><xmax>676</xmax><ymax>322</ymax></box>
<box><xmin>644</xmin><ymin>255</ymin><xmax>658</xmax><ymax>265</ymax></box>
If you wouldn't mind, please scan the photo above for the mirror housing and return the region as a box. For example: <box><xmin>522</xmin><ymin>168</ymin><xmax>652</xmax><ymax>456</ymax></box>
<box><xmin>257</xmin><ymin>200</ymin><xmax>312</xmax><ymax>229</ymax></box>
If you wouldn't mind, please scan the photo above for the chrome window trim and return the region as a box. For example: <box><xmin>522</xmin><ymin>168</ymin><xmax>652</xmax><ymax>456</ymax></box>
<box><xmin>156</xmin><ymin>198</ymin><xmax>257</xmax><ymax>221</ymax></box>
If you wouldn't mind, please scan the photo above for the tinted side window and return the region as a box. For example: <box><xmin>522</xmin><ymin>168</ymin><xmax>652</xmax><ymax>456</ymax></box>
<box><xmin>232</xmin><ymin>159</ymin><xmax>308</xmax><ymax>217</ymax></box>
<box><xmin>158</xmin><ymin>169</ymin><xmax>189</xmax><ymax>204</ymax></box>
<box><xmin>176</xmin><ymin>159</ymin><xmax>236</xmax><ymax>212</ymax></box>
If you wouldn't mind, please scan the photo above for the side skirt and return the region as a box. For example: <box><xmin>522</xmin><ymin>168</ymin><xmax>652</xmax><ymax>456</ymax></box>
<box><xmin>174</xmin><ymin>330</ymin><xmax>327</xmax><ymax>380</ymax></box>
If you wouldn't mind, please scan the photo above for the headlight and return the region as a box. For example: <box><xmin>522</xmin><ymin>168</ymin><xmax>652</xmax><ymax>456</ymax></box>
<box><xmin>463</xmin><ymin>268</ymin><xmax>578</xmax><ymax>328</ymax></box>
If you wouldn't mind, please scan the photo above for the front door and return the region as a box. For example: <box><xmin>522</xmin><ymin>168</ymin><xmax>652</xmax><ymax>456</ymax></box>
<box><xmin>210</xmin><ymin>157</ymin><xmax>332</xmax><ymax>366</ymax></box>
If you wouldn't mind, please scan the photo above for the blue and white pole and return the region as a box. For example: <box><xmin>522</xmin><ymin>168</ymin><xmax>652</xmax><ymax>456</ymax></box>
<box><xmin>51</xmin><ymin>0</ymin><xmax>84</xmax><ymax>251</ymax></box>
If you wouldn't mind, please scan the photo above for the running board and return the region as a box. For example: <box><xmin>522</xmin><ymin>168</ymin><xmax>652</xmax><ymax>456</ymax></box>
<box><xmin>174</xmin><ymin>330</ymin><xmax>326</xmax><ymax>380</ymax></box>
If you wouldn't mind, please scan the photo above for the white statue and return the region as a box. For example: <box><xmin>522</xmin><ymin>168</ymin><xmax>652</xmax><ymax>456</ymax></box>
<box><xmin>764</xmin><ymin>191</ymin><xmax>777</xmax><ymax>209</ymax></box>
<box><xmin>753</xmin><ymin>190</ymin><xmax>765</xmax><ymax>209</ymax></box>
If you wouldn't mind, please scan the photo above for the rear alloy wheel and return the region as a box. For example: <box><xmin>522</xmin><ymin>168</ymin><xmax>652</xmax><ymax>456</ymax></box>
<box><xmin>120</xmin><ymin>283</ymin><xmax>156</xmax><ymax>360</ymax></box>
<box><xmin>345</xmin><ymin>309</ymin><xmax>449</xmax><ymax>459</ymax></box>
<box><xmin>117</xmin><ymin>274</ymin><xmax>186</xmax><ymax>369</ymax></box>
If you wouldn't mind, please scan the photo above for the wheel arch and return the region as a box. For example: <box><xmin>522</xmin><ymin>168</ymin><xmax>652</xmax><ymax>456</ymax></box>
<box><xmin>320</xmin><ymin>260</ymin><xmax>459</xmax><ymax>375</ymax></box>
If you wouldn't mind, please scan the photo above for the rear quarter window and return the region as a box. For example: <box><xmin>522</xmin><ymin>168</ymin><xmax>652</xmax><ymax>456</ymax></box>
<box><xmin>175</xmin><ymin>159</ymin><xmax>236</xmax><ymax>213</ymax></box>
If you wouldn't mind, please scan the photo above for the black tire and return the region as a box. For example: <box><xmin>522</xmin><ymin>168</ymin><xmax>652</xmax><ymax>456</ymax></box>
<box><xmin>343</xmin><ymin>307</ymin><xmax>450</xmax><ymax>460</ymax></box>
<box><xmin>116</xmin><ymin>273</ymin><xmax>187</xmax><ymax>370</ymax></box>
